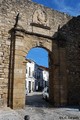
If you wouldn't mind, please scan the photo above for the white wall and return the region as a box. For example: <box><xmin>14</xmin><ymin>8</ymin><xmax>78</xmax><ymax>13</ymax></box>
<box><xmin>26</xmin><ymin>60</ymin><xmax>35</xmax><ymax>93</ymax></box>
<box><xmin>26</xmin><ymin>59</ymin><xmax>49</xmax><ymax>93</ymax></box>
<box><xmin>43</xmin><ymin>70</ymin><xmax>49</xmax><ymax>87</ymax></box>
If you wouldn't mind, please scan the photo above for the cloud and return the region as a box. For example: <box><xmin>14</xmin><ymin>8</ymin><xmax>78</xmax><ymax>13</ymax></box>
<box><xmin>52</xmin><ymin>0</ymin><xmax>80</xmax><ymax>16</ymax></box>
<box><xmin>32</xmin><ymin>0</ymin><xmax>80</xmax><ymax>16</ymax></box>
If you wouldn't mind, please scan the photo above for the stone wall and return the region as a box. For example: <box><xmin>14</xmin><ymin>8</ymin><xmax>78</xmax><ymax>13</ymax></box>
<box><xmin>65</xmin><ymin>16</ymin><xmax>80</xmax><ymax>105</ymax></box>
<box><xmin>0</xmin><ymin>0</ymin><xmax>80</xmax><ymax>108</ymax></box>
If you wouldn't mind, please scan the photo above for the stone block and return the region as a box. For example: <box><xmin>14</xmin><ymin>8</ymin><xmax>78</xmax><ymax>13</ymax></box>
<box><xmin>0</xmin><ymin>52</ymin><xmax>3</xmax><ymax>56</ymax></box>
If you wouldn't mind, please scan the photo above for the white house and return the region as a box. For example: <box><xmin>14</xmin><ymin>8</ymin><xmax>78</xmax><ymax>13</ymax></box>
<box><xmin>26</xmin><ymin>59</ymin><xmax>49</xmax><ymax>93</ymax></box>
<box><xmin>42</xmin><ymin>67</ymin><xmax>49</xmax><ymax>87</ymax></box>
<box><xmin>26</xmin><ymin>59</ymin><xmax>35</xmax><ymax>93</ymax></box>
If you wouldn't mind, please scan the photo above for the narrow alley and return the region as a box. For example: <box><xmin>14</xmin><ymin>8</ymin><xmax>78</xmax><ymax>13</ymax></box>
<box><xmin>25</xmin><ymin>92</ymin><xmax>51</xmax><ymax>108</ymax></box>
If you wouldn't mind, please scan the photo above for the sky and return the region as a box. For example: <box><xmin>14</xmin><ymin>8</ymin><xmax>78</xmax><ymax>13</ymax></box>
<box><xmin>32</xmin><ymin>0</ymin><xmax>80</xmax><ymax>16</ymax></box>
<box><xmin>26</xmin><ymin>0</ymin><xmax>80</xmax><ymax>67</ymax></box>
<box><xmin>26</xmin><ymin>48</ymin><xmax>48</xmax><ymax>67</ymax></box>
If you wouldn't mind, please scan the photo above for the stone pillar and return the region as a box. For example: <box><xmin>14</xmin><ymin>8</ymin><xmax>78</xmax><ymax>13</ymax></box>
<box><xmin>49</xmin><ymin>42</ymin><xmax>60</xmax><ymax>106</ymax></box>
<box><xmin>59</xmin><ymin>47</ymin><xmax>67</xmax><ymax>106</ymax></box>
<box><xmin>13</xmin><ymin>56</ymin><xmax>26</xmax><ymax>109</ymax></box>
<box><xmin>49</xmin><ymin>52</ymin><xmax>54</xmax><ymax>104</ymax></box>
<box><xmin>49</xmin><ymin>41</ymin><xmax>67</xmax><ymax>106</ymax></box>
<box><xmin>52</xmin><ymin>42</ymin><xmax>60</xmax><ymax>106</ymax></box>
<box><xmin>12</xmin><ymin>36</ymin><xmax>26</xmax><ymax>109</ymax></box>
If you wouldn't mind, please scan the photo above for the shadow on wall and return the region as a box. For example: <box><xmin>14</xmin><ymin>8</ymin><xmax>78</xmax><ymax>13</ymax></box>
<box><xmin>52</xmin><ymin>15</ymin><xmax>80</xmax><ymax>106</ymax></box>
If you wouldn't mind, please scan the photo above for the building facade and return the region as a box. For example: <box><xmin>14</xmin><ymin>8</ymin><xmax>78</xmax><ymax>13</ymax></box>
<box><xmin>42</xmin><ymin>67</ymin><xmax>49</xmax><ymax>88</ymax></box>
<box><xmin>26</xmin><ymin>59</ymin><xmax>35</xmax><ymax>94</ymax></box>
<box><xmin>26</xmin><ymin>59</ymin><xmax>49</xmax><ymax>93</ymax></box>
<box><xmin>34</xmin><ymin>64</ymin><xmax>43</xmax><ymax>91</ymax></box>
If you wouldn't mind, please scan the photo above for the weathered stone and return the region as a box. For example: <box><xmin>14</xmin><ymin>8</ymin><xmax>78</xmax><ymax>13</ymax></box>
<box><xmin>0</xmin><ymin>0</ymin><xmax>80</xmax><ymax>109</ymax></box>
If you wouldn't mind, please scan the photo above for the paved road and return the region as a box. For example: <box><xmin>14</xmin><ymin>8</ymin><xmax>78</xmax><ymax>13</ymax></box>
<box><xmin>25</xmin><ymin>92</ymin><xmax>51</xmax><ymax>108</ymax></box>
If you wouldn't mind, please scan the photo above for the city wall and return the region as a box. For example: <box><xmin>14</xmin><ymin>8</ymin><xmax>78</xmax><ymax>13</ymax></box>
<box><xmin>0</xmin><ymin>0</ymin><xmax>80</xmax><ymax>108</ymax></box>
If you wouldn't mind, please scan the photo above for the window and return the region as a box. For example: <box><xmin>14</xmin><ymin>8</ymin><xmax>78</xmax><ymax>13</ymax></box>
<box><xmin>29</xmin><ymin>67</ymin><xmax>31</xmax><ymax>76</ymax></box>
<box><xmin>26</xmin><ymin>69</ymin><xmax>27</xmax><ymax>73</ymax></box>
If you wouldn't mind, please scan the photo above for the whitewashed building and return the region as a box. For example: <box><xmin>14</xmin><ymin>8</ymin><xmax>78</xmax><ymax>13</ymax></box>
<box><xmin>26</xmin><ymin>59</ymin><xmax>49</xmax><ymax>93</ymax></box>
<box><xmin>42</xmin><ymin>67</ymin><xmax>49</xmax><ymax>87</ymax></box>
<box><xmin>26</xmin><ymin>59</ymin><xmax>35</xmax><ymax>93</ymax></box>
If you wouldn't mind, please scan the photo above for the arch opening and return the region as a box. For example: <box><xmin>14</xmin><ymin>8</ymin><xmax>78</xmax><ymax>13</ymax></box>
<box><xmin>7</xmin><ymin>31</ymin><xmax>68</xmax><ymax>109</ymax></box>
<box><xmin>25</xmin><ymin>47</ymin><xmax>51</xmax><ymax>107</ymax></box>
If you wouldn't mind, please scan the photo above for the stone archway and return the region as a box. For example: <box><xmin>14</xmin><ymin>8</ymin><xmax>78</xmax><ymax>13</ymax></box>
<box><xmin>7</xmin><ymin>28</ymin><xmax>67</xmax><ymax>109</ymax></box>
<box><xmin>12</xmin><ymin>31</ymin><xmax>53</xmax><ymax>109</ymax></box>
